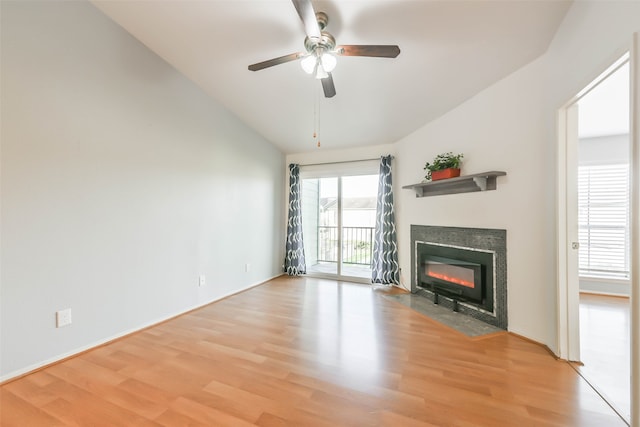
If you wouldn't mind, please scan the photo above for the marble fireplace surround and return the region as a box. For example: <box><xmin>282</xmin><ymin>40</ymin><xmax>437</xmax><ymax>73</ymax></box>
<box><xmin>411</xmin><ymin>225</ymin><xmax>507</xmax><ymax>330</ymax></box>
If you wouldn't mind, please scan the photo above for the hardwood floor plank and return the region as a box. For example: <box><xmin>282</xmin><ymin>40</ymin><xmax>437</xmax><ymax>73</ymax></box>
<box><xmin>254</xmin><ymin>412</ymin><xmax>290</xmax><ymax>427</ymax></box>
<box><xmin>0</xmin><ymin>389</ymin><xmax>64</xmax><ymax>427</ymax></box>
<box><xmin>40</xmin><ymin>395</ymin><xmax>160</xmax><ymax>426</ymax></box>
<box><xmin>301</xmin><ymin>389</ymin><xmax>380</xmax><ymax>426</ymax></box>
<box><xmin>167</xmin><ymin>396</ymin><xmax>257</xmax><ymax>426</ymax></box>
<box><xmin>2</xmin><ymin>375</ymin><xmax>61</xmax><ymax>408</ymax></box>
<box><xmin>153</xmin><ymin>408</ymin><xmax>211</xmax><ymax>427</ymax></box>
<box><xmin>202</xmin><ymin>379</ymin><xmax>298</xmax><ymax>422</ymax></box>
<box><xmin>0</xmin><ymin>276</ymin><xmax>628</xmax><ymax>426</ymax></box>
<box><xmin>115</xmin><ymin>378</ymin><xmax>177</xmax><ymax>406</ymax></box>
<box><xmin>180</xmin><ymin>389</ymin><xmax>264</xmax><ymax>423</ymax></box>
<box><xmin>379</xmin><ymin>410</ymin><xmax>442</xmax><ymax>427</ymax></box>
<box><xmin>100</xmin><ymin>385</ymin><xmax>168</xmax><ymax>420</ymax></box>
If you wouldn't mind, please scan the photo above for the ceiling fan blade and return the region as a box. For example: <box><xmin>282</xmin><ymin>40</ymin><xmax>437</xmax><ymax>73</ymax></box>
<box><xmin>321</xmin><ymin>73</ymin><xmax>336</xmax><ymax>98</ymax></box>
<box><xmin>337</xmin><ymin>45</ymin><xmax>401</xmax><ymax>58</ymax></box>
<box><xmin>248</xmin><ymin>52</ymin><xmax>303</xmax><ymax>71</ymax></box>
<box><xmin>292</xmin><ymin>0</ymin><xmax>321</xmax><ymax>39</ymax></box>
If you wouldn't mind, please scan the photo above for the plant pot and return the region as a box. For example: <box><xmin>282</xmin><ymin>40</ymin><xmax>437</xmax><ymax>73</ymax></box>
<box><xmin>431</xmin><ymin>168</ymin><xmax>461</xmax><ymax>181</ymax></box>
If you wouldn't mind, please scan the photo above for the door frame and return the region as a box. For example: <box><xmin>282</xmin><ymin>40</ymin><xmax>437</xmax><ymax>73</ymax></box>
<box><xmin>557</xmin><ymin>35</ymin><xmax>639</xmax><ymax>426</ymax></box>
<box><xmin>557</xmin><ymin>51</ymin><xmax>630</xmax><ymax>360</ymax></box>
<box><xmin>556</xmin><ymin>102</ymin><xmax>581</xmax><ymax>362</ymax></box>
<box><xmin>630</xmin><ymin>32</ymin><xmax>639</xmax><ymax>427</ymax></box>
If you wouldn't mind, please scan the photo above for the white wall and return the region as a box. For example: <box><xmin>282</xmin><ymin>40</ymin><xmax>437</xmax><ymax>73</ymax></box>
<box><xmin>395</xmin><ymin>0</ymin><xmax>640</xmax><ymax>351</ymax></box>
<box><xmin>0</xmin><ymin>1</ymin><xmax>285</xmax><ymax>380</ymax></box>
<box><xmin>395</xmin><ymin>57</ymin><xmax>549</xmax><ymax>341</ymax></box>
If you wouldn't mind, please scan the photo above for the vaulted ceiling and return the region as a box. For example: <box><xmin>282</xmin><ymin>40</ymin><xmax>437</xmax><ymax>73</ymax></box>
<box><xmin>91</xmin><ymin>0</ymin><xmax>572</xmax><ymax>154</ymax></box>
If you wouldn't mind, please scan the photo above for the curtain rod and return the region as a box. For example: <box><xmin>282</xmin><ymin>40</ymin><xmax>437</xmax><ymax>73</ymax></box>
<box><xmin>297</xmin><ymin>156</ymin><xmax>393</xmax><ymax>167</ymax></box>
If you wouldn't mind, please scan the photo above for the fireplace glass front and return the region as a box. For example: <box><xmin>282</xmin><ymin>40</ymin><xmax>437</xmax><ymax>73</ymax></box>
<box><xmin>417</xmin><ymin>243</ymin><xmax>493</xmax><ymax>312</ymax></box>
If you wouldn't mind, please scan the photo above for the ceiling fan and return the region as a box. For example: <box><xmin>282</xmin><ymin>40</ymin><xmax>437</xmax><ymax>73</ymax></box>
<box><xmin>248</xmin><ymin>0</ymin><xmax>400</xmax><ymax>98</ymax></box>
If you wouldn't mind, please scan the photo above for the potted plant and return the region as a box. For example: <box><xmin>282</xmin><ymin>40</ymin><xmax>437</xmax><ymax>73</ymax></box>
<box><xmin>424</xmin><ymin>152</ymin><xmax>464</xmax><ymax>181</ymax></box>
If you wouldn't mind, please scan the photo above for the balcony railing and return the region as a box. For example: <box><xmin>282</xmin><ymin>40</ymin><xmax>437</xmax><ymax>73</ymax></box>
<box><xmin>317</xmin><ymin>226</ymin><xmax>374</xmax><ymax>266</ymax></box>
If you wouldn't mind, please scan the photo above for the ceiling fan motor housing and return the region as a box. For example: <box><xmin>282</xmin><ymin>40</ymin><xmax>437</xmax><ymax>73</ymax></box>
<box><xmin>304</xmin><ymin>32</ymin><xmax>336</xmax><ymax>54</ymax></box>
<box><xmin>304</xmin><ymin>12</ymin><xmax>335</xmax><ymax>54</ymax></box>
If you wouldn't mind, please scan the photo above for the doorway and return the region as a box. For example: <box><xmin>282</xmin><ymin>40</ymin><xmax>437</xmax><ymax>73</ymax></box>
<box><xmin>301</xmin><ymin>167</ymin><xmax>379</xmax><ymax>283</ymax></box>
<box><xmin>558</xmin><ymin>53</ymin><xmax>632</xmax><ymax>423</ymax></box>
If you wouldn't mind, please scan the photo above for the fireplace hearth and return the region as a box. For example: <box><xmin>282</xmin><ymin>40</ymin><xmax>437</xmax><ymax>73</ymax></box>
<box><xmin>411</xmin><ymin>225</ymin><xmax>507</xmax><ymax>329</ymax></box>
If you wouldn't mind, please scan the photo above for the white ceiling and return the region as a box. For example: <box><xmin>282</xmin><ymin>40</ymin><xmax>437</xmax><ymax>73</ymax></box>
<box><xmin>91</xmin><ymin>0</ymin><xmax>572</xmax><ymax>154</ymax></box>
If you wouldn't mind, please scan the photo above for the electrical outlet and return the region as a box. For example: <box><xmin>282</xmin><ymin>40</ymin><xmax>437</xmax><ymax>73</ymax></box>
<box><xmin>199</xmin><ymin>275</ymin><xmax>206</xmax><ymax>287</ymax></box>
<box><xmin>245</xmin><ymin>263</ymin><xmax>250</xmax><ymax>272</ymax></box>
<box><xmin>56</xmin><ymin>308</ymin><xmax>72</xmax><ymax>328</ymax></box>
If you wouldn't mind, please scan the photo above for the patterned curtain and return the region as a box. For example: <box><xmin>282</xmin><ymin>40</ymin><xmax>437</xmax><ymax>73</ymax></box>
<box><xmin>372</xmin><ymin>155</ymin><xmax>400</xmax><ymax>285</ymax></box>
<box><xmin>283</xmin><ymin>164</ymin><xmax>306</xmax><ymax>275</ymax></box>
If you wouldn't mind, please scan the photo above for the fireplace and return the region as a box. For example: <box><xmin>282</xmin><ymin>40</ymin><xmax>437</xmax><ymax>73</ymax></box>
<box><xmin>417</xmin><ymin>243</ymin><xmax>493</xmax><ymax>313</ymax></box>
<box><xmin>411</xmin><ymin>225</ymin><xmax>507</xmax><ymax>329</ymax></box>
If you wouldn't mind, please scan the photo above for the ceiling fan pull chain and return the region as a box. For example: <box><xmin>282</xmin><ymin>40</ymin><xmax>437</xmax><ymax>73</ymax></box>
<box><xmin>312</xmin><ymin>85</ymin><xmax>320</xmax><ymax>147</ymax></box>
<box><xmin>313</xmin><ymin>87</ymin><xmax>317</xmax><ymax>139</ymax></box>
<box><xmin>316</xmin><ymin>87</ymin><xmax>321</xmax><ymax>148</ymax></box>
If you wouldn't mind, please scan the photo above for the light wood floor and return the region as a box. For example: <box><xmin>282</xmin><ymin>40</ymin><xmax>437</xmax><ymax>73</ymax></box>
<box><xmin>577</xmin><ymin>293</ymin><xmax>631</xmax><ymax>422</ymax></box>
<box><xmin>1</xmin><ymin>277</ymin><xmax>627</xmax><ymax>426</ymax></box>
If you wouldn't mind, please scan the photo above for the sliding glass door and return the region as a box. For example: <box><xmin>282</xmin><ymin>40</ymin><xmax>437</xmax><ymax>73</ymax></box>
<box><xmin>301</xmin><ymin>170</ymin><xmax>378</xmax><ymax>282</ymax></box>
<box><xmin>303</xmin><ymin>177</ymin><xmax>339</xmax><ymax>276</ymax></box>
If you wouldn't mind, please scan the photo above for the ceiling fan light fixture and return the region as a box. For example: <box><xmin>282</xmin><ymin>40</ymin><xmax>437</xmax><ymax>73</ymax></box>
<box><xmin>300</xmin><ymin>55</ymin><xmax>317</xmax><ymax>74</ymax></box>
<box><xmin>315</xmin><ymin>64</ymin><xmax>328</xmax><ymax>79</ymax></box>
<box><xmin>320</xmin><ymin>52</ymin><xmax>337</xmax><ymax>72</ymax></box>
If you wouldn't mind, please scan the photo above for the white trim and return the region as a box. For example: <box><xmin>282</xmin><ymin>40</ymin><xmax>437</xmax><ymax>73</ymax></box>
<box><xmin>337</xmin><ymin>176</ymin><xmax>343</xmax><ymax>276</ymax></box>
<box><xmin>629</xmin><ymin>31</ymin><xmax>639</xmax><ymax>427</ymax></box>
<box><xmin>0</xmin><ymin>275</ymin><xmax>282</xmax><ymax>383</ymax></box>
<box><xmin>557</xmin><ymin>103</ymin><xmax>570</xmax><ymax>360</ymax></box>
<box><xmin>575</xmin><ymin>53</ymin><xmax>630</xmax><ymax>102</ymax></box>
<box><xmin>557</xmin><ymin>102</ymin><xmax>581</xmax><ymax>361</ymax></box>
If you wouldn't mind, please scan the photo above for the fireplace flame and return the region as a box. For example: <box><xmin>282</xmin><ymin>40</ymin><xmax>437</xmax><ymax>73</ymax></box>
<box><xmin>427</xmin><ymin>271</ymin><xmax>475</xmax><ymax>288</ymax></box>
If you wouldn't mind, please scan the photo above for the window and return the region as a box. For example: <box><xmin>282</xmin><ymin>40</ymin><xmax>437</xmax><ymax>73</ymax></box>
<box><xmin>578</xmin><ymin>163</ymin><xmax>630</xmax><ymax>279</ymax></box>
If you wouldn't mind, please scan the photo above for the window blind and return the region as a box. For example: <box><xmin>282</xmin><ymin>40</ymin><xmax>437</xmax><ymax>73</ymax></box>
<box><xmin>578</xmin><ymin>163</ymin><xmax>630</xmax><ymax>279</ymax></box>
